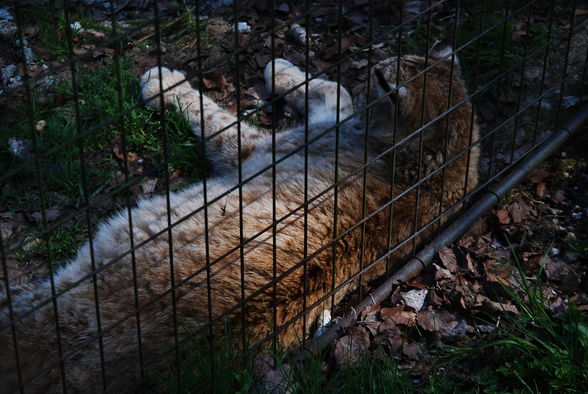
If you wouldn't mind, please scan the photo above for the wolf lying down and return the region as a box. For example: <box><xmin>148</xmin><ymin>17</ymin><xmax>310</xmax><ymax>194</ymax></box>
<box><xmin>0</xmin><ymin>44</ymin><xmax>479</xmax><ymax>392</ymax></box>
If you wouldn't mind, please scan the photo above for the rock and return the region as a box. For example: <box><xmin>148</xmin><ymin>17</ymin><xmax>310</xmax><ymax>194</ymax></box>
<box><xmin>8</xmin><ymin>137</ymin><xmax>33</xmax><ymax>161</ymax></box>
<box><xmin>401</xmin><ymin>289</ymin><xmax>428</xmax><ymax>311</ymax></box>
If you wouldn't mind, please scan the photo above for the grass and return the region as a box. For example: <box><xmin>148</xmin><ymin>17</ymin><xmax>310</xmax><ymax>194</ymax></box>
<box><xmin>18</xmin><ymin>4</ymin><xmax>108</xmax><ymax>62</ymax></box>
<box><xmin>15</xmin><ymin>224</ymin><xmax>87</xmax><ymax>272</ymax></box>
<box><xmin>1</xmin><ymin>57</ymin><xmax>203</xmax><ymax>271</ymax></box>
<box><xmin>152</xmin><ymin>247</ymin><xmax>588</xmax><ymax>393</ymax></box>
<box><xmin>0</xmin><ymin>57</ymin><xmax>202</xmax><ymax>210</ymax></box>
<box><xmin>442</xmin><ymin>254</ymin><xmax>588</xmax><ymax>393</ymax></box>
<box><xmin>397</xmin><ymin>0</ymin><xmax>552</xmax><ymax>99</ymax></box>
<box><xmin>152</xmin><ymin>326</ymin><xmax>256</xmax><ymax>393</ymax></box>
<box><xmin>454</xmin><ymin>1</ymin><xmax>551</xmax><ymax>91</ymax></box>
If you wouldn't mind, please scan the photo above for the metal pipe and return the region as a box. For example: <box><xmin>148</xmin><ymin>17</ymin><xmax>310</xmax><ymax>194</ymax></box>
<box><xmin>292</xmin><ymin>103</ymin><xmax>588</xmax><ymax>361</ymax></box>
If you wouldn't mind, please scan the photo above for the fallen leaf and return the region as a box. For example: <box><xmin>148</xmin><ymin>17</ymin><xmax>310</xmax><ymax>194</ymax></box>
<box><xmin>402</xmin><ymin>342</ymin><xmax>421</xmax><ymax>360</ymax></box>
<box><xmin>495</xmin><ymin>208</ymin><xmax>511</xmax><ymax>224</ymax></box>
<box><xmin>463</xmin><ymin>253</ymin><xmax>480</xmax><ymax>277</ymax></box>
<box><xmin>508</xmin><ymin>201</ymin><xmax>531</xmax><ymax>223</ymax></box>
<box><xmin>527</xmin><ymin>168</ymin><xmax>550</xmax><ymax>183</ymax></box>
<box><xmin>438</xmin><ymin>247</ymin><xmax>458</xmax><ymax>273</ymax></box>
<box><xmin>203</xmin><ymin>71</ymin><xmax>229</xmax><ymax>90</ymax></box>
<box><xmin>551</xmin><ymin>189</ymin><xmax>566</xmax><ymax>203</ymax></box>
<box><xmin>359</xmin><ymin>304</ymin><xmax>381</xmax><ymax>321</ymax></box>
<box><xmin>380</xmin><ymin>306</ymin><xmax>416</xmax><ymax>326</ymax></box>
<box><xmin>483</xmin><ymin>300</ymin><xmax>518</xmax><ymax>314</ymax></box>
<box><xmin>333</xmin><ymin>327</ymin><xmax>370</xmax><ymax>364</ymax></box>
<box><xmin>433</xmin><ymin>263</ymin><xmax>453</xmax><ymax>280</ymax></box>
<box><xmin>536</xmin><ymin>182</ymin><xmax>548</xmax><ymax>197</ymax></box>
<box><xmin>483</xmin><ymin>259</ymin><xmax>513</xmax><ymax>285</ymax></box>
<box><xmin>417</xmin><ymin>308</ymin><xmax>457</xmax><ymax>333</ymax></box>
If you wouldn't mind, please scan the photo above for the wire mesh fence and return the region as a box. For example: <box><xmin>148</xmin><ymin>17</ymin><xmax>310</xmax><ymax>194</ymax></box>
<box><xmin>0</xmin><ymin>0</ymin><xmax>587</xmax><ymax>392</ymax></box>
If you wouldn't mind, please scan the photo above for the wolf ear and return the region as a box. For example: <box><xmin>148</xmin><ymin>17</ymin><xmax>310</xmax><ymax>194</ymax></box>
<box><xmin>428</xmin><ymin>41</ymin><xmax>460</xmax><ymax>66</ymax></box>
<box><xmin>372</xmin><ymin>68</ymin><xmax>409</xmax><ymax>113</ymax></box>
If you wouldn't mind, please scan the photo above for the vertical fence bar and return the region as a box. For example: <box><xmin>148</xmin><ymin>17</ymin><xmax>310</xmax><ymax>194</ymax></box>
<box><xmin>12</xmin><ymin>1</ymin><xmax>67</xmax><ymax>391</ymax></box>
<box><xmin>531</xmin><ymin>0</ymin><xmax>555</xmax><ymax>147</ymax></box>
<box><xmin>462</xmin><ymin>0</ymin><xmax>485</xmax><ymax>200</ymax></box>
<box><xmin>330</xmin><ymin>0</ymin><xmax>344</xmax><ymax>310</ymax></box>
<box><xmin>270</xmin><ymin>0</ymin><xmax>278</xmax><ymax>355</ymax></box>
<box><xmin>358</xmin><ymin>0</ymin><xmax>374</xmax><ymax>301</ymax></box>
<box><xmin>487</xmin><ymin>0</ymin><xmax>512</xmax><ymax>178</ymax></box>
<box><xmin>410</xmin><ymin>3</ymin><xmax>433</xmax><ymax>253</ymax></box>
<box><xmin>385</xmin><ymin>5</ymin><xmax>405</xmax><ymax>277</ymax></box>
<box><xmin>302</xmin><ymin>0</ymin><xmax>311</xmax><ymax>345</ymax></box>
<box><xmin>193</xmin><ymin>0</ymin><xmax>216</xmax><ymax>382</ymax></box>
<box><xmin>437</xmin><ymin>0</ymin><xmax>460</xmax><ymax>226</ymax></box>
<box><xmin>509</xmin><ymin>3</ymin><xmax>533</xmax><ymax>164</ymax></box>
<box><xmin>0</xmin><ymin>233</ymin><xmax>23</xmax><ymax>391</ymax></box>
<box><xmin>152</xmin><ymin>2</ymin><xmax>181</xmax><ymax>389</ymax></box>
<box><xmin>108</xmin><ymin>2</ymin><xmax>145</xmax><ymax>385</ymax></box>
<box><xmin>232</xmin><ymin>0</ymin><xmax>247</xmax><ymax>351</ymax></box>
<box><xmin>554</xmin><ymin>0</ymin><xmax>578</xmax><ymax>129</ymax></box>
<box><xmin>61</xmin><ymin>2</ymin><xmax>107</xmax><ymax>389</ymax></box>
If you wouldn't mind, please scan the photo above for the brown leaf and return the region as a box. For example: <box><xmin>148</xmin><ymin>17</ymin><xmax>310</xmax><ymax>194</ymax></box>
<box><xmin>463</xmin><ymin>253</ymin><xmax>480</xmax><ymax>276</ymax></box>
<box><xmin>495</xmin><ymin>208</ymin><xmax>511</xmax><ymax>224</ymax></box>
<box><xmin>402</xmin><ymin>342</ymin><xmax>421</xmax><ymax>361</ymax></box>
<box><xmin>380</xmin><ymin>307</ymin><xmax>416</xmax><ymax>326</ymax></box>
<box><xmin>483</xmin><ymin>259</ymin><xmax>513</xmax><ymax>285</ymax></box>
<box><xmin>521</xmin><ymin>252</ymin><xmax>545</xmax><ymax>273</ymax></box>
<box><xmin>359</xmin><ymin>304</ymin><xmax>380</xmax><ymax>321</ymax></box>
<box><xmin>508</xmin><ymin>201</ymin><xmax>531</xmax><ymax>224</ymax></box>
<box><xmin>438</xmin><ymin>247</ymin><xmax>458</xmax><ymax>273</ymax></box>
<box><xmin>544</xmin><ymin>258</ymin><xmax>581</xmax><ymax>291</ymax></box>
<box><xmin>333</xmin><ymin>327</ymin><xmax>370</xmax><ymax>365</ymax></box>
<box><xmin>527</xmin><ymin>168</ymin><xmax>550</xmax><ymax>184</ymax></box>
<box><xmin>483</xmin><ymin>300</ymin><xmax>518</xmax><ymax>314</ymax></box>
<box><xmin>203</xmin><ymin>71</ymin><xmax>229</xmax><ymax>90</ymax></box>
<box><xmin>374</xmin><ymin>319</ymin><xmax>404</xmax><ymax>351</ymax></box>
<box><xmin>551</xmin><ymin>189</ymin><xmax>566</xmax><ymax>203</ymax></box>
<box><xmin>536</xmin><ymin>182</ymin><xmax>548</xmax><ymax>197</ymax></box>
<box><xmin>433</xmin><ymin>263</ymin><xmax>453</xmax><ymax>281</ymax></box>
<box><xmin>417</xmin><ymin>308</ymin><xmax>458</xmax><ymax>334</ymax></box>
<box><xmin>426</xmin><ymin>289</ymin><xmax>444</xmax><ymax>307</ymax></box>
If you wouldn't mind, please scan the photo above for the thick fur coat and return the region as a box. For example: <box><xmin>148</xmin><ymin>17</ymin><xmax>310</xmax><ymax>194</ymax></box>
<box><xmin>0</xmin><ymin>45</ymin><xmax>479</xmax><ymax>392</ymax></box>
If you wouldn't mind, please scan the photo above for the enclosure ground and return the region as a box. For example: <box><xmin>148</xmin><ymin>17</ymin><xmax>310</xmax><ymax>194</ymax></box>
<box><xmin>0</xmin><ymin>0</ymin><xmax>587</xmax><ymax>392</ymax></box>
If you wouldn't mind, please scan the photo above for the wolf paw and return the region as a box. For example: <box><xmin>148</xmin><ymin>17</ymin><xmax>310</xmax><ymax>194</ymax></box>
<box><xmin>140</xmin><ymin>66</ymin><xmax>193</xmax><ymax>108</ymax></box>
<box><xmin>263</xmin><ymin>58</ymin><xmax>306</xmax><ymax>95</ymax></box>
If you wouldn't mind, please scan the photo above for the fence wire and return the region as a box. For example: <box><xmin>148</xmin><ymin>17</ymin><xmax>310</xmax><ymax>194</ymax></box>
<box><xmin>0</xmin><ymin>0</ymin><xmax>587</xmax><ymax>392</ymax></box>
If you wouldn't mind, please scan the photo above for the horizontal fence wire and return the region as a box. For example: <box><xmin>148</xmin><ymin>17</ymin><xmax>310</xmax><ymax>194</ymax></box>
<box><xmin>1</xmin><ymin>0</ymin><xmax>586</xmax><ymax>392</ymax></box>
<box><xmin>2</xmin><ymin>0</ymin><xmax>577</xmax><ymax>264</ymax></box>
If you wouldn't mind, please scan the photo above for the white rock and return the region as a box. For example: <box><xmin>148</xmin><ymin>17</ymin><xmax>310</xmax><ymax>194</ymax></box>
<box><xmin>1</xmin><ymin>64</ymin><xmax>16</xmax><ymax>85</ymax></box>
<box><xmin>288</xmin><ymin>24</ymin><xmax>306</xmax><ymax>45</ymax></box>
<box><xmin>314</xmin><ymin>309</ymin><xmax>332</xmax><ymax>337</ymax></box>
<box><xmin>402</xmin><ymin>289</ymin><xmax>428</xmax><ymax>311</ymax></box>
<box><xmin>235</xmin><ymin>21</ymin><xmax>251</xmax><ymax>33</ymax></box>
<box><xmin>70</xmin><ymin>21</ymin><xmax>82</xmax><ymax>33</ymax></box>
